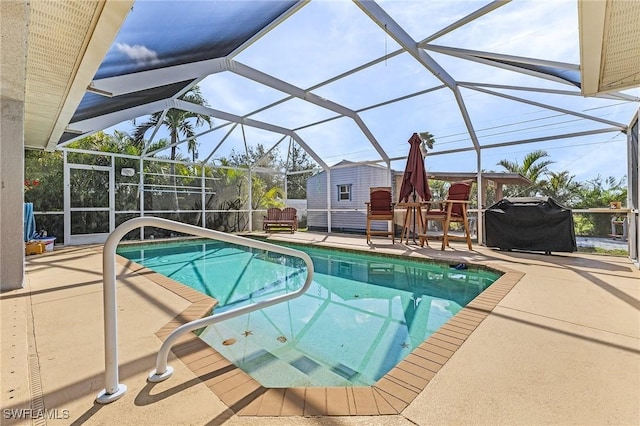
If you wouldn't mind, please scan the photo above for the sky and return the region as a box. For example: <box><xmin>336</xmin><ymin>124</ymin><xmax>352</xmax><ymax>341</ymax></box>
<box><xmin>106</xmin><ymin>0</ymin><xmax>639</xmax><ymax>184</ymax></box>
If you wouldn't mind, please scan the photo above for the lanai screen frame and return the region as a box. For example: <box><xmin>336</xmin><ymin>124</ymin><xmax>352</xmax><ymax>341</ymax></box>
<box><xmin>46</xmin><ymin>0</ymin><xmax>638</xmax><ymax>257</ymax></box>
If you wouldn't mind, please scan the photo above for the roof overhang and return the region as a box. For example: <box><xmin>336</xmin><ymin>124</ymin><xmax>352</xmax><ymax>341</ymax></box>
<box><xmin>578</xmin><ymin>0</ymin><xmax>640</xmax><ymax>96</ymax></box>
<box><xmin>23</xmin><ymin>0</ymin><xmax>133</xmax><ymax>151</ymax></box>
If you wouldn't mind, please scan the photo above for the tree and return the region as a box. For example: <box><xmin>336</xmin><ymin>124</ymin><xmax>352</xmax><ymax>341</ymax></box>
<box><xmin>497</xmin><ymin>150</ymin><xmax>554</xmax><ymax>197</ymax></box>
<box><xmin>573</xmin><ymin>175</ymin><xmax>627</xmax><ymax>236</ymax></box>
<box><xmin>284</xmin><ymin>142</ymin><xmax>317</xmax><ymax>199</ymax></box>
<box><xmin>574</xmin><ymin>175</ymin><xmax>626</xmax><ymax>208</ymax></box>
<box><xmin>228</xmin><ymin>144</ymin><xmax>279</xmax><ymax>169</ymax></box>
<box><xmin>427</xmin><ymin>179</ymin><xmax>449</xmax><ymax>201</ymax></box>
<box><xmin>133</xmin><ymin>86</ymin><xmax>211</xmax><ymax>162</ymax></box>
<box><xmin>227</xmin><ymin>143</ymin><xmax>285</xmax><ymax>209</ymax></box>
<box><xmin>539</xmin><ymin>171</ymin><xmax>582</xmax><ymax>206</ymax></box>
<box><xmin>24</xmin><ymin>149</ymin><xmax>64</xmax><ymax>240</ymax></box>
<box><xmin>208</xmin><ymin>158</ymin><xmax>252</xmax><ymax>231</ymax></box>
<box><xmin>132</xmin><ymin>86</ymin><xmax>211</xmax><ymax>213</ymax></box>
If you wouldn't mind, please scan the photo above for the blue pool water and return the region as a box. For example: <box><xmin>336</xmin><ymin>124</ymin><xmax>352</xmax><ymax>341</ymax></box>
<box><xmin>117</xmin><ymin>239</ymin><xmax>499</xmax><ymax>387</ymax></box>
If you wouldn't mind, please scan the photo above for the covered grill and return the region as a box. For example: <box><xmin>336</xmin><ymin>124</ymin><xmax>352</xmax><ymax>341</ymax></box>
<box><xmin>484</xmin><ymin>197</ymin><xmax>577</xmax><ymax>254</ymax></box>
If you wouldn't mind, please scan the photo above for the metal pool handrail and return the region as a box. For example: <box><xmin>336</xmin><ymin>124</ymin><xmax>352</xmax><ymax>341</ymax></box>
<box><xmin>96</xmin><ymin>216</ymin><xmax>314</xmax><ymax>404</ymax></box>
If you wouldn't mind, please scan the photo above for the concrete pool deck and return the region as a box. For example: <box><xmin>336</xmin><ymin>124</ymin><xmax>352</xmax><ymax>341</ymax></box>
<box><xmin>2</xmin><ymin>233</ymin><xmax>639</xmax><ymax>425</ymax></box>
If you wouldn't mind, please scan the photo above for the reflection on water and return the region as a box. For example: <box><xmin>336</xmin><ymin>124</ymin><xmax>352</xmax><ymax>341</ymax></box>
<box><xmin>118</xmin><ymin>240</ymin><xmax>500</xmax><ymax>387</ymax></box>
<box><xmin>201</xmin><ymin>273</ymin><xmax>465</xmax><ymax>387</ymax></box>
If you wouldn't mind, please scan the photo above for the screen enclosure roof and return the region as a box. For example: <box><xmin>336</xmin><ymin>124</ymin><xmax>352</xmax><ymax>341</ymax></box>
<box><xmin>19</xmin><ymin>0</ymin><xmax>640</xmax><ymax>175</ymax></box>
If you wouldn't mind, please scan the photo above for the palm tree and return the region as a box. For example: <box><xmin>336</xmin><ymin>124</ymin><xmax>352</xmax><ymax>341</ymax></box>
<box><xmin>418</xmin><ymin>131</ymin><xmax>435</xmax><ymax>156</ymax></box>
<box><xmin>133</xmin><ymin>86</ymin><xmax>211</xmax><ymax>162</ymax></box>
<box><xmin>132</xmin><ymin>86</ymin><xmax>211</xmax><ymax>215</ymax></box>
<box><xmin>497</xmin><ymin>150</ymin><xmax>554</xmax><ymax>197</ymax></box>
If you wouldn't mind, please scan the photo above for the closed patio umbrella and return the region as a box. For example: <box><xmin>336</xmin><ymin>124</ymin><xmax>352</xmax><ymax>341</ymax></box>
<box><xmin>399</xmin><ymin>133</ymin><xmax>431</xmax><ymax>203</ymax></box>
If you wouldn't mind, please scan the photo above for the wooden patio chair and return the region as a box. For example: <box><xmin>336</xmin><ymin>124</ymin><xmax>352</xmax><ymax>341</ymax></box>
<box><xmin>263</xmin><ymin>207</ymin><xmax>282</xmax><ymax>232</ymax></box>
<box><xmin>263</xmin><ymin>207</ymin><xmax>297</xmax><ymax>233</ymax></box>
<box><xmin>365</xmin><ymin>187</ymin><xmax>396</xmax><ymax>244</ymax></box>
<box><xmin>280</xmin><ymin>207</ymin><xmax>298</xmax><ymax>232</ymax></box>
<box><xmin>419</xmin><ymin>182</ymin><xmax>472</xmax><ymax>250</ymax></box>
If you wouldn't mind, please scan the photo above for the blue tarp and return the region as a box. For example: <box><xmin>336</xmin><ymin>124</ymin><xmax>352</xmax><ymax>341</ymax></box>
<box><xmin>24</xmin><ymin>202</ymin><xmax>37</xmax><ymax>241</ymax></box>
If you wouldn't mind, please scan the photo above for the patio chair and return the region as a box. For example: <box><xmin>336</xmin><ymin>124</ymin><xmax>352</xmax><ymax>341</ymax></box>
<box><xmin>263</xmin><ymin>207</ymin><xmax>297</xmax><ymax>233</ymax></box>
<box><xmin>280</xmin><ymin>207</ymin><xmax>298</xmax><ymax>232</ymax></box>
<box><xmin>263</xmin><ymin>208</ymin><xmax>282</xmax><ymax>232</ymax></box>
<box><xmin>419</xmin><ymin>182</ymin><xmax>472</xmax><ymax>250</ymax></box>
<box><xmin>366</xmin><ymin>187</ymin><xmax>396</xmax><ymax>244</ymax></box>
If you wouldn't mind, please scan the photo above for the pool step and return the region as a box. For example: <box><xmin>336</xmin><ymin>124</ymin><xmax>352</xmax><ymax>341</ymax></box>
<box><xmin>199</xmin><ymin>323</ymin><xmax>371</xmax><ymax>387</ymax></box>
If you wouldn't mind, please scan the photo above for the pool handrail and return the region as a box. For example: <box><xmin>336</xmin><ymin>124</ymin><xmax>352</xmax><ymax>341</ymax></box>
<box><xmin>96</xmin><ymin>216</ymin><xmax>314</xmax><ymax>404</ymax></box>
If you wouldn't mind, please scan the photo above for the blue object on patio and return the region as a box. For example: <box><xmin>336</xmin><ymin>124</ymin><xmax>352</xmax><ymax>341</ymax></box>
<box><xmin>24</xmin><ymin>202</ymin><xmax>37</xmax><ymax>241</ymax></box>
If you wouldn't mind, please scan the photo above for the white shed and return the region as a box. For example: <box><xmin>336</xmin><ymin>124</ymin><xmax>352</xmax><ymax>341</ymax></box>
<box><xmin>306</xmin><ymin>161</ymin><xmax>394</xmax><ymax>233</ymax></box>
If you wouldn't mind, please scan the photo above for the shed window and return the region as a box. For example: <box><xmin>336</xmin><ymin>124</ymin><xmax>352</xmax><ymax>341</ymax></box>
<box><xmin>338</xmin><ymin>184</ymin><xmax>351</xmax><ymax>201</ymax></box>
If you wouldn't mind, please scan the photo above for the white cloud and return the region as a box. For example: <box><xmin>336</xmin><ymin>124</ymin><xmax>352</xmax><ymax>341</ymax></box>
<box><xmin>115</xmin><ymin>42</ymin><xmax>160</xmax><ymax>66</ymax></box>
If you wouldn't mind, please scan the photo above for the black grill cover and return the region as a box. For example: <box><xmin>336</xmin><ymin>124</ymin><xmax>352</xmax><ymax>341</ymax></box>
<box><xmin>485</xmin><ymin>197</ymin><xmax>577</xmax><ymax>253</ymax></box>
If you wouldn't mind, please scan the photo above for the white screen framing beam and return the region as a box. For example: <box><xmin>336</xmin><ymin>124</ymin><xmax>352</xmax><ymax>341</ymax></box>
<box><xmin>354</xmin><ymin>1</ymin><xmax>456</xmax><ymax>90</ymax></box>
<box><xmin>354</xmin><ymin>0</ymin><xmax>481</xmax><ymax>152</ymax></box>
<box><xmin>252</xmin><ymin>135</ymin><xmax>287</xmax><ymax>170</ymax></box>
<box><xmin>201</xmin><ymin>124</ymin><xmax>238</xmax><ymax>164</ymax></box>
<box><xmin>426</xmin><ymin>44</ymin><xmax>580</xmax><ymax>71</ymax></box>
<box><xmin>141</xmin><ymin>109</ymin><xmax>169</xmax><ymax>156</ymax></box>
<box><xmin>438</xmin><ymin>127</ymin><xmax>623</xmax><ymax>157</ymax></box>
<box><xmin>382</xmin><ymin>127</ymin><xmax>622</xmax><ymax>162</ymax></box>
<box><xmin>64</xmin><ymin>94</ymin><xmax>330</xmax><ymax>171</ymax></box>
<box><xmin>88</xmin><ymin>58</ymin><xmax>228</xmax><ymax>98</ymax></box>
<box><xmin>465</xmin><ymin>85</ymin><xmax>628</xmax><ymax>130</ymax></box>
<box><xmin>173</xmin><ymin>99</ymin><xmax>329</xmax><ymax>170</ymax></box>
<box><xmin>458</xmin><ymin>82</ymin><xmax>640</xmax><ymax>102</ymax></box>
<box><xmin>144</xmin><ymin>119</ymin><xmax>236</xmax><ymax>159</ymax></box>
<box><xmin>60</xmin><ymin>98</ymin><xmax>175</xmax><ymax>146</ymax></box>
<box><xmin>424</xmin><ymin>44</ymin><xmax>582</xmax><ymax>89</ymax></box>
<box><xmin>227</xmin><ymin>60</ymin><xmax>390</xmax><ymax>164</ymax></box>
<box><xmin>420</xmin><ymin>0</ymin><xmax>512</xmax><ymax>44</ymax></box>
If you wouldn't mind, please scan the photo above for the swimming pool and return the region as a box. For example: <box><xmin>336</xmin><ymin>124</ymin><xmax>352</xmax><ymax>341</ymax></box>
<box><xmin>117</xmin><ymin>239</ymin><xmax>500</xmax><ymax>387</ymax></box>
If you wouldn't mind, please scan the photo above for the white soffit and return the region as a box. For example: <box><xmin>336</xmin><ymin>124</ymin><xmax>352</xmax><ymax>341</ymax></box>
<box><xmin>23</xmin><ymin>0</ymin><xmax>133</xmax><ymax>151</ymax></box>
<box><xmin>579</xmin><ymin>0</ymin><xmax>640</xmax><ymax>96</ymax></box>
